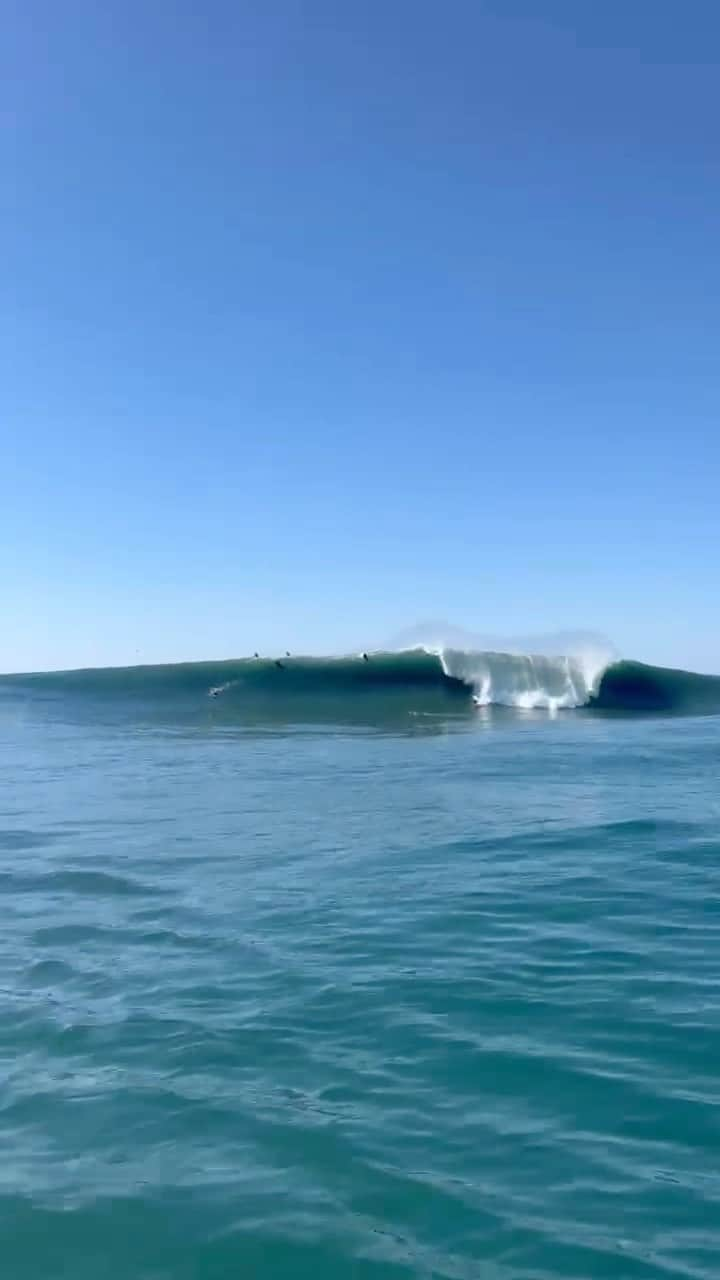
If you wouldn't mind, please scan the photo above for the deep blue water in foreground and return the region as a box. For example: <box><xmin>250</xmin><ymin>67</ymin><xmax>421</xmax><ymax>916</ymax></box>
<box><xmin>1</xmin><ymin>691</ymin><xmax>720</xmax><ymax>1278</ymax></box>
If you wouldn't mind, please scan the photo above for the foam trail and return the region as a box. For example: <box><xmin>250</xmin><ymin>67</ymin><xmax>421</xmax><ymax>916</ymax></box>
<box><xmin>208</xmin><ymin>680</ymin><xmax>239</xmax><ymax>698</ymax></box>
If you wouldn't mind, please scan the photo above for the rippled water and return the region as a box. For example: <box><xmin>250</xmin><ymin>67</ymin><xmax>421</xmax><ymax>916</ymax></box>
<box><xmin>1</xmin><ymin>696</ymin><xmax>720</xmax><ymax>1278</ymax></box>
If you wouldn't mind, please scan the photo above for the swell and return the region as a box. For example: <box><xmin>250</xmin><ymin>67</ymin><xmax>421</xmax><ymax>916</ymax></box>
<box><xmin>3</xmin><ymin>652</ymin><xmax>720</xmax><ymax>715</ymax></box>
<box><xmin>0</xmin><ymin>650</ymin><xmax>462</xmax><ymax>698</ymax></box>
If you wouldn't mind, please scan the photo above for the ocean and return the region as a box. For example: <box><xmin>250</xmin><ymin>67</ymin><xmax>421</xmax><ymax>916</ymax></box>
<box><xmin>1</xmin><ymin>650</ymin><xmax>719</xmax><ymax>1279</ymax></box>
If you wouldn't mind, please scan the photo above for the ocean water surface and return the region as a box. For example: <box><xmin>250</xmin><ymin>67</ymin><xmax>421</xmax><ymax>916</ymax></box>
<box><xmin>1</xmin><ymin>655</ymin><xmax>719</xmax><ymax>1278</ymax></box>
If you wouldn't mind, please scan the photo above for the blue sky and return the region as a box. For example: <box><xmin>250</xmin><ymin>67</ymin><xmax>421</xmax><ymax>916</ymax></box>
<box><xmin>4</xmin><ymin>0</ymin><xmax>720</xmax><ymax>672</ymax></box>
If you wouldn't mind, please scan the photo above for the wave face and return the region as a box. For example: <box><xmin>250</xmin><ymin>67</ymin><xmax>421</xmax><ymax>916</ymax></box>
<box><xmin>3</xmin><ymin>651</ymin><xmax>720</xmax><ymax>717</ymax></box>
<box><xmin>1</xmin><ymin>650</ymin><xmax>456</xmax><ymax>698</ymax></box>
<box><xmin>591</xmin><ymin>659</ymin><xmax>720</xmax><ymax>713</ymax></box>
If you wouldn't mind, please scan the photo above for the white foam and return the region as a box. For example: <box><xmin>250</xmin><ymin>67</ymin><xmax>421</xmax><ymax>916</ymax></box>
<box><xmin>437</xmin><ymin>647</ymin><xmax>611</xmax><ymax>710</ymax></box>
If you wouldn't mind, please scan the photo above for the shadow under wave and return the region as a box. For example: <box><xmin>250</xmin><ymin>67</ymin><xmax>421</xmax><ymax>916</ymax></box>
<box><xmin>591</xmin><ymin>660</ymin><xmax>720</xmax><ymax>714</ymax></box>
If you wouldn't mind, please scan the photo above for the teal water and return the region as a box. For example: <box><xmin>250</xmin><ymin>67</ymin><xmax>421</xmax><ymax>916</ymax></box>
<box><xmin>1</xmin><ymin>673</ymin><xmax>720</xmax><ymax>1278</ymax></box>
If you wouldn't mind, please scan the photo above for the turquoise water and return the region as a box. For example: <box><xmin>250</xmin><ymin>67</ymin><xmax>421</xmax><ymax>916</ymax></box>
<box><xmin>1</xmin><ymin>671</ymin><xmax>720</xmax><ymax>1278</ymax></box>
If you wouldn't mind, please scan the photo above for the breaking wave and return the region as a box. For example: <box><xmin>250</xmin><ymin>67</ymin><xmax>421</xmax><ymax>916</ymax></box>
<box><xmin>2</xmin><ymin>649</ymin><xmax>720</xmax><ymax>716</ymax></box>
<box><xmin>439</xmin><ymin>648</ymin><xmax>607</xmax><ymax>711</ymax></box>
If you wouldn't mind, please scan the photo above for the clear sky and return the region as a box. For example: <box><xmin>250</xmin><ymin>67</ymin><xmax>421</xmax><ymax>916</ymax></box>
<box><xmin>4</xmin><ymin>0</ymin><xmax>720</xmax><ymax>672</ymax></box>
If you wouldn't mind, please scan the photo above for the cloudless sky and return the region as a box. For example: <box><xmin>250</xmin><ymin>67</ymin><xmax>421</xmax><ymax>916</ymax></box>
<box><xmin>4</xmin><ymin>0</ymin><xmax>720</xmax><ymax>671</ymax></box>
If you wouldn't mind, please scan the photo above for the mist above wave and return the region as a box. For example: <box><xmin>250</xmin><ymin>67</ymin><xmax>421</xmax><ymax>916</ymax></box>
<box><xmin>389</xmin><ymin>620</ymin><xmax>616</xmax><ymax>662</ymax></box>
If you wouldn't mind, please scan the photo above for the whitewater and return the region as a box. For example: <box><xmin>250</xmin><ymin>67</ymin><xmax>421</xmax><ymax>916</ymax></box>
<box><xmin>438</xmin><ymin>647</ymin><xmax>608</xmax><ymax>710</ymax></box>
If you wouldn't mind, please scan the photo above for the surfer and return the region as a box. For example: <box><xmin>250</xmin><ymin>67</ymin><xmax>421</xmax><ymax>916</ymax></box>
<box><xmin>362</xmin><ymin>652</ymin><xmax>369</xmax><ymax>662</ymax></box>
<box><xmin>275</xmin><ymin>659</ymin><xmax>285</xmax><ymax>670</ymax></box>
<box><xmin>253</xmin><ymin>652</ymin><xmax>259</xmax><ymax>659</ymax></box>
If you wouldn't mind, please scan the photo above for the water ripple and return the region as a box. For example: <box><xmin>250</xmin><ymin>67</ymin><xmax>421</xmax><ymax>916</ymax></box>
<box><xmin>1</xmin><ymin>713</ymin><xmax>719</xmax><ymax>1276</ymax></box>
